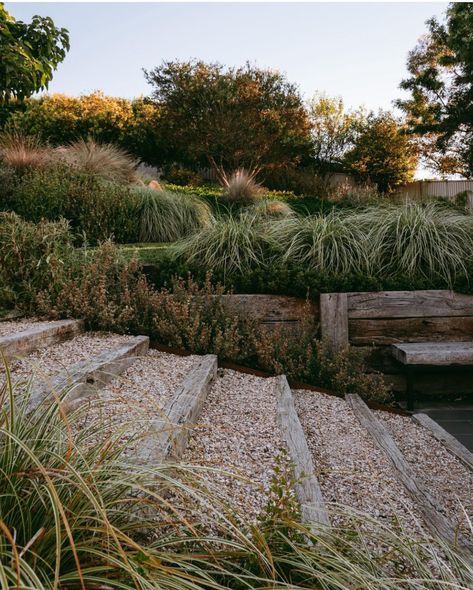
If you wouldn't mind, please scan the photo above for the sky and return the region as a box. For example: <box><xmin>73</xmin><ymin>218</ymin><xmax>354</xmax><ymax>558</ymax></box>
<box><xmin>5</xmin><ymin>1</ymin><xmax>449</xmax><ymax>113</ymax></box>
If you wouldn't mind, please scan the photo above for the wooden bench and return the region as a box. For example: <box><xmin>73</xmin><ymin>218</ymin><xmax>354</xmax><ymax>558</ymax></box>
<box><xmin>391</xmin><ymin>342</ymin><xmax>473</xmax><ymax>411</ymax></box>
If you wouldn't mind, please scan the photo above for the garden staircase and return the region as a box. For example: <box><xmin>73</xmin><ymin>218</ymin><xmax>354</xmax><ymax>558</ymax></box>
<box><xmin>1</xmin><ymin>320</ymin><xmax>472</xmax><ymax>558</ymax></box>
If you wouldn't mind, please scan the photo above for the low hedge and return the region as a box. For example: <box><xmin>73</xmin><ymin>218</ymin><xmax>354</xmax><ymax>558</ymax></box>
<box><xmin>140</xmin><ymin>254</ymin><xmax>473</xmax><ymax>299</ymax></box>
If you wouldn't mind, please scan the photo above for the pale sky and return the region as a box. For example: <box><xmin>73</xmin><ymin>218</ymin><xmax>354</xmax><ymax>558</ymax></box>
<box><xmin>5</xmin><ymin>2</ymin><xmax>449</xmax><ymax>178</ymax></box>
<box><xmin>5</xmin><ymin>2</ymin><xmax>448</xmax><ymax>110</ymax></box>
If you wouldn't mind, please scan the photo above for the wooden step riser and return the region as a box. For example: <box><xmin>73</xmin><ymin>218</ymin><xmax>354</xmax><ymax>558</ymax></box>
<box><xmin>28</xmin><ymin>335</ymin><xmax>150</xmax><ymax>413</ymax></box>
<box><xmin>275</xmin><ymin>375</ymin><xmax>330</xmax><ymax>530</ymax></box>
<box><xmin>0</xmin><ymin>320</ymin><xmax>84</xmax><ymax>361</ymax></box>
<box><xmin>135</xmin><ymin>354</ymin><xmax>218</xmax><ymax>465</ymax></box>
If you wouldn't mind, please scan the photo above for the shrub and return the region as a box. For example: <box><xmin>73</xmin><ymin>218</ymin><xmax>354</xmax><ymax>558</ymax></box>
<box><xmin>162</xmin><ymin>163</ymin><xmax>205</xmax><ymax>186</ymax></box>
<box><xmin>270</xmin><ymin>211</ymin><xmax>371</xmax><ymax>275</ymax></box>
<box><xmin>221</xmin><ymin>168</ymin><xmax>263</xmax><ymax>206</ymax></box>
<box><xmin>0</xmin><ymin>212</ymin><xmax>73</xmax><ymax>308</ymax></box>
<box><xmin>0</xmin><ymin>131</ymin><xmax>51</xmax><ymax>171</ymax></box>
<box><xmin>137</xmin><ymin>187</ymin><xmax>212</xmax><ymax>242</ymax></box>
<box><xmin>55</xmin><ymin>138</ymin><xmax>138</xmax><ymax>184</ymax></box>
<box><xmin>173</xmin><ymin>211</ymin><xmax>275</xmax><ymax>276</ymax></box>
<box><xmin>254</xmin><ymin>310</ymin><xmax>391</xmax><ymax>403</ymax></box>
<box><xmin>4</xmin><ymin>163</ymin><xmax>140</xmax><ymax>243</ymax></box>
<box><xmin>360</xmin><ymin>202</ymin><xmax>473</xmax><ymax>284</ymax></box>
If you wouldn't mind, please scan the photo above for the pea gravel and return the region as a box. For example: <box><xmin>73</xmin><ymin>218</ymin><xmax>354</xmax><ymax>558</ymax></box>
<box><xmin>3</xmin><ymin>332</ymin><xmax>135</xmax><ymax>385</ymax></box>
<box><xmin>181</xmin><ymin>369</ymin><xmax>285</xmax><ymax>521</ymax></box>
<box><xmin>0</xmin><ymin>318</ymin><xmax>54</xmax><ymax>338</ymax></box>
<box><xmin>294</xmin><ymin>389</ymin><xmax>423</xmax><ymax>532</ymax></box>
<box><xmin>376</xmin><ymin>411</ymin><xmax>473</xmax><ymax>533</ymax></box>
<box><xmin>83</xmin><ymin>350</ymin><xmax>200</xmax><ymax>445</ymax></box>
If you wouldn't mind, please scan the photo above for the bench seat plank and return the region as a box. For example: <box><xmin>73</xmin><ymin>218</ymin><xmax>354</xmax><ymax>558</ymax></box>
<box><xmin>392</xmin><ymin>342</ymin><xmax>473</xmax><ymax>366</ymax></box>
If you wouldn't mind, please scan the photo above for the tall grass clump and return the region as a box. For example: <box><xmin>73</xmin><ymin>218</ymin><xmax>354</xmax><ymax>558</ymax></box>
<box><xmin>55</xmin><ymin>138</ymin><xmax>138</xmax><ymax>184</ymax></box>
<box><xmin>220</xmin><ymin>168</ymin><xmax>262</xmax><ymax>206</ymax></box>
<box><xmin>361</xmin><ymin>202</ymin><xmax>473</xmax><ymax>284</ymax></box>
<box><xmin>137</xmin><ymin>187</ymin><xmax>212</xmax><ymax>242</ymax></box>
<box><xmin>173</xmin><ymin>210</ymin><xmax>275</xmax><ymax>276</ymax></box>
<box><xmin>270</xmin><ymin>210</ymin><xmax>372</xmax><ymax>275</ymax></box>
<box><xmin>0</xmin><ymin>370</ymin><xmax>235</xmax><ymax>589</ymax></box>
<box><xmin>0</xmin><ymin>131</ymin><xmax>51</xmax><ymax>171</ymax></box>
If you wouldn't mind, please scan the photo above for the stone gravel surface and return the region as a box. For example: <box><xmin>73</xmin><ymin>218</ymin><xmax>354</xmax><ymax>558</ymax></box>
<box><xmin>0</xmin><ymin>318</ymin><xmax>53</xmax><ymax>338</ymax></box>
<box><xmin>4</xmin><ymin>332</ymin><xmax>134</xmax><ymax>384</ymax></box>
<box><xmin>181</xmin><ymin>369</ymin><xmax>285</xmax><ymax>521</ymax></box>
<box><xmin>83</xmin><ymin>350</ymin><xmax>200</xmax><ymax>445</ymax></box>
<box><xmin>294</xmin><ymin>389</ymin><xmax>423</xmax><ymax>532</ymax></box>
<box><xmin>376</xmin><ymin>411</ymin><xmax>473</xmax><ymax>533</ymax></box>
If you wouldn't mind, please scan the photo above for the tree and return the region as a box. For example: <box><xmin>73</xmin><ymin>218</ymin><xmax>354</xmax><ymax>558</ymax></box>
<box><xmin>144</xmin><ymin>60</ymin><xmax>312</xmax><ymax>179</ymax></box>
<box><xmin>344</xmin><ymin>112</ymin><xmax>417</xmax><ymax>193</ymax></box>
<box><xmin>308</xmin><ymin>93</ymin><xmax>365</xmax><ymax>176</ymax></box>
<box><xmin>0</xmin><ymin>3</ymin><xmax>69</xmax><ymax>103</ymax></box>
<box><xmin>397</xmin><ymin>3</ymin><xmax>473</xmax><ymax>177</ymax></box>
<box><xmin>6</xmin><ymin>92</ymin><xmax>166</xmax><ymax>165</ymax></box>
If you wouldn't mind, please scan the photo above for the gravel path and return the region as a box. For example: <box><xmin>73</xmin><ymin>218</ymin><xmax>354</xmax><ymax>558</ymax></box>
<box><xmin>4</xmin><ymin>332</ymin><xmax>135</xmax><ymax>385</ymax></box>
<box><xmin>376</xmin><ymin>411</ymin><xmax>473</xmax><ymax>534</ymax></box>
<box><xmin>0</xmin><ymin>318</ymin><xmax>53</xmax><ymax>338</ymax></box>
<box><xmin>182</xmin><ymin>370</ymin><xmax>285</xmax><ymax>521</ymax></box>
<box><xmin>83</xmin><ymin>350</ymin><xmax>200</xmax><ymax>445</ymax></box>
<box><xmin>294</xmin><ymin>389</ymin><xmax>423</xmax><ymax>532</ymax></box>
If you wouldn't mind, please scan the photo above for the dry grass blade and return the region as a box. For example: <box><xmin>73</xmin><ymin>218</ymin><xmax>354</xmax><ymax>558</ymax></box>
<box><xmin>0</xmin><ymin>132</ymin><xmax>51</xmax><ymax>170</ymax></box>
<box><xmin>55</xmin><ymin>138</ymin><xmax>139</xmax><ymax>184</ymax></box>
<box><xmin>220</xmin><ymin>168</ymin><xmax>263</xmax><ymax>206</ymax></box>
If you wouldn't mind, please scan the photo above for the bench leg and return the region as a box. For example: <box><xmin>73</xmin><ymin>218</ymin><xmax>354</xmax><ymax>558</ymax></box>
<box><xmin>406</xmin><ymin>368</ymin><xmax>415</xmax><ymax>412</ymax></box>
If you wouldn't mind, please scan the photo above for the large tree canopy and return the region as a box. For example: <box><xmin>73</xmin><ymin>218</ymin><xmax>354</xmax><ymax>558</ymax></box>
<box><xmin>397</xmin><ymin>3</ymin><xmax>473</xmax><ymax>177</ymax></box>
<box><xmin>344</xmin><ymin>112</ymin><xmax>417</xmax><ymax>193</ymax></box>
<box><xmin>308</xmin><ymin>93</ymin><xmax>365</xmax><ymax>176</ymax></box>
<box><xmin>144</xmin><ymin>60</ymin><xmax>312</xmax><ymax>178</ymax></box>
<box><xmin>0</xmin><ymin>3</ymin><xmax>69</xmax><ymax>103</ymax></box>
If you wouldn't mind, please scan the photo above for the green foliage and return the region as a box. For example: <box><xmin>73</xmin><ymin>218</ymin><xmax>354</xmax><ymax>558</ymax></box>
<box><xmin>0</xmin><ymin>5</ymin><xmax>69</xmax><ymax>103</ymax></box>
<box><xmin>0</xmin><ymin>211</ymin><xmax>73</xmax><ymax>308</ymax></box>
<box><xmin>359</xmin><ymin>202</ymin><xmax>473</xmax><ymax>285</ymax></box>
<box><xmin>137</xmin><ymin>187</ymin><xmax>212</xmax><ymax>242</ymax></box>
<box><xmin>144</xmin><ymin>59</ymin><xmax>312</xmax><ymax>176</ymax></box>
<box><xmin>344</xmin><ymin>111</ymin><xmax>417</xmax><ymax>192</ymax></box>
<box><xmin>398</xmin><ymin>3</ymin><xmax>473</xmax><ymax>177</ymax></box>
<box><xmin>269</xmin><ymin>211</ymin><xmax>371</xmax><ymax>274</ymax></box>
<box><xmin>173</xmin><ymin>211</ymin><xmax>275</xmax><ymax>276</ymax></box>
<box><xmin>3</xmin><ymin>163</ymin><xmax>140</xmax><ymax>243</ymax></box>
<box><xmin>309</xmin><ymin>93</ymin><xmax>365</xmax><ymax>176</ymax></box>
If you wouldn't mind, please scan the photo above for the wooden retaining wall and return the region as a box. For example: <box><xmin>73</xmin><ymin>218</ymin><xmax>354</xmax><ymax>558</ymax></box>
<box><xmin>221</xmin><ymin>289</ymin><xmax>473</xmax><ymax>397</ymax></box>
<box><xmin>320</xmin><ymin>290</ymin><xmax>473</xmax><ymax>396</ymax></box>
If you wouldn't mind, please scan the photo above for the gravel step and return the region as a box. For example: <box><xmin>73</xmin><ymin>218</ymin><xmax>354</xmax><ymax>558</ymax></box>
<box><xmin>0</xmin><ymin>319</ymin><xmax>83</xmax><ymax>361</ymax></box>
<box><xmin>376</xmin><ymin>409</ymin><xmax>473</xmax><ymax>538</ymax></box>
<box><xmin>182</xmin><ymin>369</ymin><xmax>286</xmax><ymax>521</ymax></box>
<box><xmin>294</xmin><ymin>389</ymin><xmax>422</xmax><ymax>532</ymax></box>
<box><xmin>86</xmin><ymin>350</ymin><xmax>206</xmax><ymax>454</ymax></box>
<box><xmin>27</xmin><ymin>335</ymin><xmax>150</xmax><ymax>412</ymax></box>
